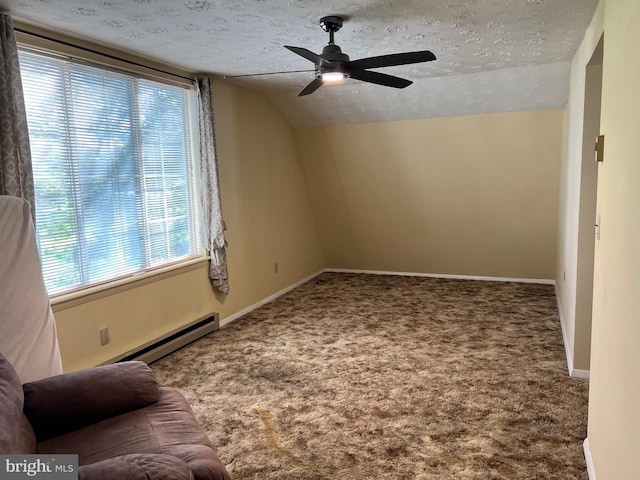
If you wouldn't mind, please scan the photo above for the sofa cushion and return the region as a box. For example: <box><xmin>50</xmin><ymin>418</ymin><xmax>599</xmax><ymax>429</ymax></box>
<box><xmin>37</xmin><ymin>387</ymin><xmax>230</xmax><ymax>480</ymax></box>
<box><xmin>24</xmin><ymin>361</ymin><xmax>159</xmax><ymax>441</ymax></box>
<box><xmin>14</xmin><ymin>414</ymin><xmax>37</xmax><ymax>454</ymax></box>
<box><xmin>0</xmin><ymin>352</ymin><xmax>36</xmax><ymax>453</ymax></box>
<box><xmin>78</xmin><ymin>453</ymin><xmax>195</xmax><ymax>480</ymax></box>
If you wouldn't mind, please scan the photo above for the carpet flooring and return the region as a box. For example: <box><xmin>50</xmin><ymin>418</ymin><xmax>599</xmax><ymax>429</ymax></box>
<box><xmin>152</xmin><ymin>273</ymin><xmax>589</xmax><ymax>479</ymax></box>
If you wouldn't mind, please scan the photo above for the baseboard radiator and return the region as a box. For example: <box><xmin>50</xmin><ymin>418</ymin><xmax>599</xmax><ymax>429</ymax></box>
<box><xmin>117</xmin><ymin>314</ymin><xmax>219</xmax><ymax>364</ymax></box>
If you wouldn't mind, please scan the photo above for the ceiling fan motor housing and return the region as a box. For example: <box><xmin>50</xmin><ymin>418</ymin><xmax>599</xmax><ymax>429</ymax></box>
<box><xmin>320</xmin><ymin>44</ymin><xmax>349</xmax><ymax>62</ymax></box>
<box><xmin>317</xmin><ymin>44</ymin><xmax>350</xmax><ymax>78</ymax></box>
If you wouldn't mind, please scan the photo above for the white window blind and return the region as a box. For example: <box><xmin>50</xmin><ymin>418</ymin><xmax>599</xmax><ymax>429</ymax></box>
<box><xmin>19</xmin><ymin>50</ymin><xmax>202</xmax><ymax>295</ymax></box>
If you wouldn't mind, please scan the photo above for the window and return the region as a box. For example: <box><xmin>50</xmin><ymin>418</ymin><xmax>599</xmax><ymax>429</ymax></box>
<box><xmin>19</xmin><ymin>50</ymin><xmax>202</xmax><ymax>295</ymax></box>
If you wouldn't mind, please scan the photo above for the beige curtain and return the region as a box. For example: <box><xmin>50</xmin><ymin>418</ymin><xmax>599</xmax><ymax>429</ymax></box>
<box><xmin>196</xmin><ymin>77</ymin><xmax>229</xmax><ymax>294</ymax></box>
<box><xmin>0</xmin><ymin>14</ymin><xmax>35</xmax><ymax>220</ymax></box>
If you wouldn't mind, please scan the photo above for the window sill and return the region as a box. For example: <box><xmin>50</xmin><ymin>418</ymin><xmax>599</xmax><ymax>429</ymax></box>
<box><xmin>51</xmin><ymin>256</ymin><xmax>210</xmax><ymax>312</ymax></box>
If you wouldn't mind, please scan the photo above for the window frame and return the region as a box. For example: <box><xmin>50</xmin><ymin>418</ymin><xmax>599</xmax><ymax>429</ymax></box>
<box><xmin>16</xmin><ymin>27</ymin><xmax>207</xmax><ymax>300</ymax></box>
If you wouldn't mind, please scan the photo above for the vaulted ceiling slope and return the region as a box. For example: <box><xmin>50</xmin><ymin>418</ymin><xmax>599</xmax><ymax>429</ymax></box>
<box><xmin>0</xmin><ymin>0</ymin><xmax>598</xmax><ymax>127</ymax></box>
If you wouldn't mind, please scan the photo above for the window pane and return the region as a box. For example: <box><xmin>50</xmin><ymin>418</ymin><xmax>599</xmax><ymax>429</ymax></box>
<box><xmin>19</xmin><ymin>50</ymin><xmax>202</xmax><ymax>295</ymax></box>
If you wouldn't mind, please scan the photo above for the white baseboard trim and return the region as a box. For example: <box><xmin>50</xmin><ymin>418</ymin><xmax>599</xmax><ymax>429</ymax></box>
<box><xmin>219</xmin><ymin>270</ymin><xmax>324</xmax><ymax>328</ymax></box>
<box><xmin>555</xmin><ymin>284</ymin><xmax>590</xmax><ymax>379</ymax></box>
<box><xmin>584</xmin><ymin>438</ymin><xmax>596</xmax><ymax>480</ymax></box>
<box><xmin>571</xmin><ymin>367</ymin><xmax>590</xmax><ymax>379</ymax></box>
<box><xmin>556</xmin><ymin>284</ymin><xmax>575</xmax><ymax>376</ymax></box>
<box><xmin>324</xmin><ymin>268</ymin><xmax>555</xmax><ymax>285</ymax></box>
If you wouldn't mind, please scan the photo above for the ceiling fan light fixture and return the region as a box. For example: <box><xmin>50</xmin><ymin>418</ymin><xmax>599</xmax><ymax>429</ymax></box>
<box><xmin>321</xmin><ymin>71</ymin><xmax>347</xmax><ymax>82</ymax></box>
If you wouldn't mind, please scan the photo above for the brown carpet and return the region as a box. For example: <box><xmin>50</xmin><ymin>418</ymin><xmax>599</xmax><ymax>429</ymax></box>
<box><xmin>152</xmin><ymin>273</ymin><xmax>589</xmax><ymax>480</ymax></box>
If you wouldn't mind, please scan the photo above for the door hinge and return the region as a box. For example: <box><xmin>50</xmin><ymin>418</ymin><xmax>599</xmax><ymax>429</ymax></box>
<box><xmin>595</xmin><ymin>134</ymin><xmax>605</xmax><ymax>163</ymax></box>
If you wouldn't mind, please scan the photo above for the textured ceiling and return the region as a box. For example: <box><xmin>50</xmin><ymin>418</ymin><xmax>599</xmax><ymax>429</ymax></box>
<box><xmin>0</xmin><ymin>0</ymin><xmax>598</xmax><ymax>127</ymax></box>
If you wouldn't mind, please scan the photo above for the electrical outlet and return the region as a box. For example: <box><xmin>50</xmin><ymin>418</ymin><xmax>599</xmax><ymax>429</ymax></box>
<box><xmin>274</xmin><ymin>262</ymin><xmax>279</xmax><ymax>274</ymax></box>
<box><xmin>99</xmin><ymin>327</ymin><xmax>110</xmax><ymax>346</ymax></box>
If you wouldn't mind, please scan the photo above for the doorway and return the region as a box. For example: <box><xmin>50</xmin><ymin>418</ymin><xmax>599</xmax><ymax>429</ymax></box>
<box><xmin>573</xmin><ymin>35</ymin><xmax>603</xmax><ymax>372</ymax></box>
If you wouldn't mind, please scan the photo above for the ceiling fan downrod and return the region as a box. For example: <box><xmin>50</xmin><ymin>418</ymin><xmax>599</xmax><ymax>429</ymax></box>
<box><xmin>319</xmin><ymin>15</ymin><xmax>343</xmax><ymax>46</ymax></box>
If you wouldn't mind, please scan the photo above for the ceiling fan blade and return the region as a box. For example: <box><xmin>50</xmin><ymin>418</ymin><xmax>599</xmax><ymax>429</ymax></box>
<box><xmin>298</xmin><ymin>78</ymin><xmax>324</xmax><ymax>96</ymax></box>
<box><xmin>284</xmin><ymin>46</ymin><xmax>331</xmax><ymax>66</ymax></box>
<box><xmin>344</xmin><ymin>50</ymin><xmax>436</xmax><ymax>70</ymax></box>
<box><xmin>348</xmin><ymin>70</ymin><xmax>412</xmax><ymax>89</ymax></box>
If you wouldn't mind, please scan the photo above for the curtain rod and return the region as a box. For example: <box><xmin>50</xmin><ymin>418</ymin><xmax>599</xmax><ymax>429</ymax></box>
<box><xmin>14</xmin><ymin>27</ymin><xmax>195</xmax><ymax>83</ymax></box>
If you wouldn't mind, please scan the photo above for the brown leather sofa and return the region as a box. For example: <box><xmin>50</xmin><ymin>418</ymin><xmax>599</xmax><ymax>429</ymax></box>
<box><xmin>0</xmin><ymin>352</ymin><xmax>231</xmax><ymax>480</ymax></box>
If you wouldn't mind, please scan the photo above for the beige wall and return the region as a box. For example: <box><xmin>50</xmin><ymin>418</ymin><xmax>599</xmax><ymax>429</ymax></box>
<box><xmin>54</xmin><ymin>79</ymin><xmax>324</xmax><ymax>372</ymax></box>
<box><xmin>556</xmin><ymin>1</ymin><xmax>605</xmax><ymax>375</ymax></box>
<box><xmin>295</xmin><ymin>110</ymin><xmax>562</xmax><ymax>280</ymax></box>
<box><xmin>211</xmin><ymin>80</ymin><xmax>324</xmax><ymax>315</ymax></box>
<box><xmin>587</xmin><ymin>0</ymin><xmax>640</xmax><ymax>477</ymax></box>
<box><xmin>53</xmin><ymin>262</ymin><xmax>215</xmax><ymax>372</ymax></box>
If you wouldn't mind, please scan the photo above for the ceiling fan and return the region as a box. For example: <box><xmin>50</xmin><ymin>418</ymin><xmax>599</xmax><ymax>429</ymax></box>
<box><xmin>286</xmin><ymin>16</ymin><xmax>436</xmax><ymax>96</ymax></box>
<box><xmin>228</xmin><ymin>16</ymin><xmax>436</xmax><ymax>97</ymax></box>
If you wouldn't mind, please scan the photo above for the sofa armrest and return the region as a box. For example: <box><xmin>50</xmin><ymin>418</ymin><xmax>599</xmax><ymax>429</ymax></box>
<box><xmin>23</xmin><ymin>361</ymin><xmax>159</xmax><ymax>441</ymax></box>
<box><xmin>79</xmin><ymin>454</ymin><xmax>194</xmax><ymax>480</ymax></box>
